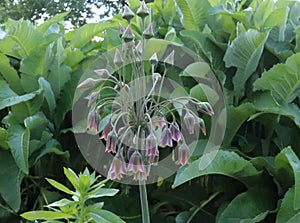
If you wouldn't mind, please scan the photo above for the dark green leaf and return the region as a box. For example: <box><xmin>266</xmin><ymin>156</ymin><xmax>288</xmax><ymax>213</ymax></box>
<box><xmin>21</xmin><ymin>211</ymin><xmax>73</xmax><ymax>221</ymax></box>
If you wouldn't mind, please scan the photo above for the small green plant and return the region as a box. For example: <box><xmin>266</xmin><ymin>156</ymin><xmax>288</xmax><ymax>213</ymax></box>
<box><xmin>21</xmin><ymin>167</ymin><xmax>125</xmax><ymax>223</ymax></box>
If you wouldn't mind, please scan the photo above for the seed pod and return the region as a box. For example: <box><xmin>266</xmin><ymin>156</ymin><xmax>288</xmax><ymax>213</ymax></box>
<box><xmin>94</xmin><ymin>69</ymin><xmax>111</xmax><ymax>79</ymax></box>
<box><xmin>113</xmin><ymin>48</ymin><xmax>123</xmax><ymax>67</ymax></box>
<box><xmin>137</xmin><ymin>1</ymin><xmax>149</xmax><ymax>18</ymax></box>
<box><xmin>143</xmin><ymin>23</ymin><xmax>154</xmax><ymax>39</ymax></box>
<box><xmin>149</xmin><ymin>53</ymin><xmax>158</xmax><ymax>65</ymax></box>
<box><xmin>122</xmin><ymin>5</ymin><xmax>135</xmax><ymax>23</ymax></box>
<box><xmin>122</xmin><ymin>25</ymin><xmax>135</xmax><ymax>42</ymax></box>
<box><xmin>164</xmin><ymin>50</ymin><xmax>175</xmax><ymax>68</ymax></box>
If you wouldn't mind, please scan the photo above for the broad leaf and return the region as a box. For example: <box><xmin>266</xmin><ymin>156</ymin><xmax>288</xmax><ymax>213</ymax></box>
<box><xmin>0</xmin><ymin>128</ymin><xmax>9</xmax><ymax>150</ymax></box>
<box><xmin>275</xmin><ymin>147</ymin><xmax>300</xmax><ymax>210</ymax></box>
<box><xmin>89</xmin><ymin>210</ymin><xmax>125</xmax><ymax>223</ymax></box>
<box><xmin>0</xmin><ymin>80</ymin><xmax>37</xmax><ymax>110</ymax></box>
<box><xmin>0</xmin><ymin>53</ymin><xmax>23</xmax><ymax>94</ymax></box>
<box><xmin>276</xmin><ymin>187</ymin><xmax>300</xmax><ymax>223</ymax></box>
<box><xmin>172</xmin><ymin>150</ymin><xmax>261</xmax><ymax>188</ymax></box>
<box><xmin>38</xmin><ymin>77</ymin><xmax>56</xmax><ymax>116</ymax></box>
<box><xmin>217</xmin><ymin>187</ymin><xmax>276</xmax><ymax>223</ymax></box>
<box><xmin>224</xmin><ymin>29</ymin><xmax>268</xmax><ymax>97</ymax></box>
<box><xmin>38</xmin><ymin>12</ymin><xmax>68</xmax><ymax>34</ymax></box>
<box><xmin>21</xmin><ymin>211</ymin><xmax>73</xmax><ymax>221</ymax></box>
<box><xmin>0</xmin><ymin>19</ymin><xmax>44</xmax><ymax>59</ymax></box>
<box><xmin>254</xmin><ymin>53</ymin><xmax>300</xmax><ymax>103</ymax></box>
<box><xmin>7</xmin><ymin>117</ymin><xmax>30</xmax><ymax>174</ymax></box>
<box><xmin>0</xmin><ymin>150</ymin><xmax>21</xmax><ymax>212</ymax></box>
<box><xmin>175</xmin><ymin>0</ymin><xmax>211</xmax><ymax>30</ymax></box>
<box><xmin>48</xmin><ymin>37</ymin><xmax>71</xmax><ymax>98</ymax></box>
<box><xmin>88</xmin><ymin>188</ymin><xmax>119</xmax><ymax>199</ymax></box>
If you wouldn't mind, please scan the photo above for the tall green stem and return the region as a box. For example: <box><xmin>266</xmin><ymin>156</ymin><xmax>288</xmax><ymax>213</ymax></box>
<box><xmin>139</xmin><ymin>180</ymin><xmax>150</xmax><ymax>223</ymax></box>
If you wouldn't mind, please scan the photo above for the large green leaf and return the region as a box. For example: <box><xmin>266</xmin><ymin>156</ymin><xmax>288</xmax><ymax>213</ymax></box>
<box><xmin>0</xmin><ymin>150</ymin><xmax>21</xmax><ymax>212</ymax></box>
<box><xmin>217</xmin><ymin>187</ymin><xmax>276</xmax><ymax>223</ymax></box>
<box><xmin>89</xmin><ymin>210</ymin><xmax>125</xmax><ymax>223</ymax></box>
<box><xmin>0</xmin><ymin>128</ymin><xmax>9</xmax><ymax>150</ymax></box>
<box><xmin>276</xmin><ymin>187</ymin><xmax>300</xmax><ymax>223</ymax></box>
<box><xmin>0</xmin><ymin>53</ymin><xmax>23</xmax><ymax>94</ymax></box>
<box><xmin>21</xmin><ymin>211</ymin><xmax>73</xmax><ymax>221</ymax></box>
<box><xmin>275</xmin><ymin>147</ymin><xmax>300</xmax><ymax>210</ymax></box>
<box><xmin>223</xmin><ymin>103</ymin><xmax>256</xmax><ymax>146</ymax></box>
<box><xmin>0</xmin><ymin>80</ymin><xmax>38</xmax><ymax>110</ymax></box>
<box><xmin>254</xmin><ymin>53</ymin><xmax>300</xmax><ymax>103</ymax></box>
<box><xmin>7</xmin><ymin>117</ymin><xmax>30</xmax><ymax>174</ymax></box>
<box><xmin>38</xmin><ymin>77</ymin><xmax>56</xmax><ymax>116</ymax></box>
<box><xmin>172</xmin><ymin>150</ymin><xmax>261</xmax><ymax>188</ymax></box>
<box><xmin>253</xmin><ymin>0</ymin><xmax>274</xmax><ymax>29</ymax></box>
<box><xmin>47</xmin><ymin>37</ymin><xmax>71</xmax><ymax>98</ymax></box>
<box><xmin>37</xmin><ymin>12</ymin><xmax>68</xmax><ymax>34</ymax></box>
<box><xmin>224</xmin><ymin>29</ymin><xmax>269</xmax><ymax>97</ymax></box>
<box><xmin>67</xmin><ymin>22</ymin><xmax>117</xmax><ymax>49</ymax></box>
<box><xmin>175</xmin><ymin>0</ymin><xmax>211</xmax><ymax>30</ymax></box>
<box><xmin>0</xmin><ymin>19</ymin><xmax>44</xmax><ymax>59</ymax></box>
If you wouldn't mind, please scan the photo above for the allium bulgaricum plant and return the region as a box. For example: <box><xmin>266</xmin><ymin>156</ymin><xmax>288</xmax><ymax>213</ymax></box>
<box><xmin>77</xmin><ymin>1</ymin><xmax>214</xmax><ymax>182</ymax></box>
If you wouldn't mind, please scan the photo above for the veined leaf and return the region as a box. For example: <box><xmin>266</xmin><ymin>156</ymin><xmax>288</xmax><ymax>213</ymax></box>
<box><xmin>253</xmin><ymin>0</ymin><xmax>274</xmax><ymax>29</ymax></box>
<box><xmin>276</xmin><ymin>187</ymin><xmax>300</xmax><ymax>223</ymax></box>
<box><xmin>224</xmin><ymin>29</ymin><xmax>268</xmax><ymax>97</ymax></box>
<box><xmin>275</xmin><ymin>147</ymin><xmax>300</xmax><ymax>210</ymax></box>
<box><xmin>0</xmin><ymin>19</ymin><xmax>44</xmax><ymax>59</ymax></box>
<box><xmin>217</xmin><ymin>187</ymin><xmax>276</xmax><ymax>223</ymax></box>
<box><xmin>0</xmin><ymin>150</ymin><xmax>21</xmax><ymax>212</ymax></box>
<box><xmin>7</xmin><ymin>117</ymin><xmax>30</xmax><ymax>174</ymax></box>
<box><xmin>0</xmin><ymin>80</ymin><xmax>37</xmax><ymax>110</ymax></box>
<box><xmin>38</xmin><ymin>77</ymin><xmax>56</xmax><ymax>116</ymax></box>
<box><xmin>172</xmin><ymin>150</ymin><xmax>261</xmax><ymax>188</ymax></box>
<box><xmin>175</xmin><ymin>0</ymin><xmax>211</xmax><ymax>30</ymax></box>
<box><xmin>21</xmin><ymin>211</ymin><xmax>73</xmax><ymax>221</ymax></box>
<box><xmin>48</xmin><ymin>37</ymin><xmax>71</xmax><ymax>98</ymax></box>
<box><xmin>38</xmin><ymin>12</ymin><xmax>69</xmax><ymax>34</ymax></box>
<box><xmin>224</xmin><ymin>103</ymin><xmax>256</xmax><ymax>147</ymax></box>
<box><xmin>0</xmin><ymin>53</ymin><xmax>23</xmax><ymax>94</ymax></box>
<box><xmin>254</xmin><ymin>53</ymin><xmax>300</xmax><ymax>103</ymax></box>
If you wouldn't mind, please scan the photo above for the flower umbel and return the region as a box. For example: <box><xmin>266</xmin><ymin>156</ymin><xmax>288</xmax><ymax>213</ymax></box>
<box><xmin>79</xmin><ymin>1</ymin><xmax>213</xmax><ymax>182</ymax></box>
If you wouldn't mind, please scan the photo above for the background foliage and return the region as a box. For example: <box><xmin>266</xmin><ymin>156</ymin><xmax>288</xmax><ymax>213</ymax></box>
<box><xmin>0</xmin><ymin>0</ymin><xmax>299</xmax><ymax>222</ymax></box>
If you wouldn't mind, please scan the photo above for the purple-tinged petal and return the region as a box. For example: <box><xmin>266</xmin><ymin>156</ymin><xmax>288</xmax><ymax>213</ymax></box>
<box><xmin>106</xmin><ymin>130</ymin><xmax>117</xmax><ymax>153</ymax></box>
<box><xmin>146</xmin><ymin>133</ymin><xmax>158</xmax><ymax>157</ymax></box>
<box><xmin>87</xmin><ymin>109</ymin><xmax>100</xmax><ymax>132</ymax></box>
<box><xmin>184</xmin><ymin>111</ymin><xmax>195</xmax><ymax>134</ymax></box>
<box><xmin>159</xmin><ymin>127</ymin><xmax>173</xmax><ymax>148</ymax></box>
<box><xmin>170</xmin><ymin>121</ymin><xmax>181</xmax><ymax>142</ymax></box>
<box><xmin>177</xmin><ymin>143</ymin><xmax>190</xmax><ymax>166</ymax></box>
<box><xmin>99</xmin><ymin>125</ymin><xmax>111</xmax><ymax>141</ymax></box>
<box><xmin>107</xmin><ymin>150</ymin><xmax>127</xmax><ymax>180</ymax></box>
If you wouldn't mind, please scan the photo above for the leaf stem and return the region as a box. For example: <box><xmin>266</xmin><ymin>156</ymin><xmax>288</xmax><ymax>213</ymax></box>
<box><xmin>139</xmin><ymin>180</ymin><xmax>150</xmax><ymax>223</ymax></box>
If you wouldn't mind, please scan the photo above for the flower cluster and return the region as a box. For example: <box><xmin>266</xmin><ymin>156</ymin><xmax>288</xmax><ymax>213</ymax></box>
<box><xmin>78</xmin><ymin>1</ymin><xmax>214</xmax><ymax>182</ymax></box>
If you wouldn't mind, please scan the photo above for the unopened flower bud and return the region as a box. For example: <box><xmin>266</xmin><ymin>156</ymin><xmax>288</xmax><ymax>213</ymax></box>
<box><xmin>122</xmin><ymin>25</ymin><xmax>135</xmax><ymax>42</ymax></box>
<box><xmin>164</xmin><ymin>50</ymin><xmax>175</xmax><ymax>68</ymax></box>
<box><xmin>143</xmin><ymin>23</ymin><xmax>154</xmax><ymax>39</ymax></box>
<box><xmin>114</xmin><ymin>49</ymin><xmax>123</xmax><ymax>67</ymax></box>
<box><xmin>137</xmin><ymin>1</ymin><xmax>149</xmax><ymax>18</ymax></box>
<box><xmin>184</xmin><ymin>111</ymin><xmax>195</xmax><ymax>134</ymax></box>
<box><xmin>197</xmin><ymin>102</ymin><xmax>214</xmax><ymax>116</ymax></box>
<box><xmin>122</xmin><ymin>5</ymin><xmax>135</xmax><ymax>23</ymax></box>
<box><xmin>94</xmin><ymin>69</ymin><xmax>111</xmax><ymax>79</ymax></box>
<box><xmin>87</xmin><ymin>91</ymin><xmax>99</xmax><ymax>107</ymax></box>
<box><xmin>77</xmin><ymin>78</ymin><xmax>98</xmax><ymax>89</ymax></box>
<box><xmin>149</xmin><ymin>53</ymin><xmax>158</xmax><ymax>65</ymax></box>
<box><xmin>118</xmin><ymin>24</ymin><xmax>125</xmax><ymax>37</ymax></box>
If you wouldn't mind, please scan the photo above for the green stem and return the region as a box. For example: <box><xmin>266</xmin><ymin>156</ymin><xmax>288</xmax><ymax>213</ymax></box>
<box><xmin>139</xmin><ymin>180</ymin><xmax>150</xmax><ymax>223</ymax></box>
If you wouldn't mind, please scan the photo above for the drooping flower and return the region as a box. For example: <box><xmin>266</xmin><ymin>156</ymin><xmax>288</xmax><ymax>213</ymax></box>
<box><xmin>128</xmin><ymin>150</ymin><xmax>147</xmax><ymax>181</ymax></box>
<box><xmin>99</xmin><ymin>124</ymin><xmax>111</xmax><ymax>141</ymax></box>
<box><xmin>87</xmin><ymin>109</ymin><xmax>100</xmax><ymax>132</ymax></box>
<box><xmin>184</xmin><ymin>111</ymin><xmax>195</xmax><ymax>134</ymax></box>
<box><xmin>106</xmin><ymin>130</ymin><xmax>117</xmax><ymax>153</ymax></box>
<box><xmin>107</xmin><ymin>149</ymin><xmax>127</xmax><ymax>180</ymax></box>
<box><xmin>94</xmin><ymin>69</ymin><xmax>111</xmax><ymax>79</ymax></box>
<box><xmin>146</xmin><ymin>132</ymin><xmax>159</xmax><ymax>157</ymax></box>
<box><xmin>152</xmin><ymin>115</ymin><xmax>166</xmax><ymax>128</ymax></box>
<box><xmin>176</xmin><ymin>142</ymin><xmax>190</xmax><ymax>166</ymax></box>
<box><xmin>159</xmin><ymin>127</ymin><xmax>173</xmax><ymax>148</ymax></box>
<box><xmin>197</xmin><ymin>102</ymin><xmax>214</xmax><ymax>116</ymax></box>
<box><xmin>87</xmin><ymin>92</ymin><xmax>99</xmax><ymax>107</ymax></box>
<box><xmin>196</xmin><ymin>117</ymin><xmax>206</xmax><ymax>135</ymax></box>
<box><xmin>170</xmin><ymin>121</ymin><xmax>181</xmax><ymax>142</ymax></box>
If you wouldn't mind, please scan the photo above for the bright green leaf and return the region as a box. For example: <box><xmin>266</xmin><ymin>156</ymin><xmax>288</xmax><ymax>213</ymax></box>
<box><xmin>224</xmin><ymin>29</ymin><xmax>268</xmax><ymax>97</ymax></box>
<box><xmin>45</xmin><ymin>178</ymin><xmax>74</xmax><ymax>195</ymax></box>
<box><xmin>21</xmin><ymin>211</ymin><xmax>73</xmax><ymax>221</ymax></box>
<box><xmin>38</xmin><ymin>77</ymin><xmax>56</xmax><ymax>116</ymax></box>
<box><xmin>89</xmin><ymin>210</ymin><xmax>125</xmax><ymax>223</ymax></box>
<box><xmin>0</xmin><ymin>150</ymin><xmax>21</xmax><ymax>212</ymax></box>
<box><xmin>172</xmin><ymin>150</ymin><xmax>261</xmax><ymax>188</ymax></box>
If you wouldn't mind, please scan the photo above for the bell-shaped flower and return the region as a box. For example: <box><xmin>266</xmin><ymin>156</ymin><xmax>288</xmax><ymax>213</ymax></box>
<box><xmin>170</xmin><ymin>121</ymin><xmax>181</xmax><ymax>142</ymax></box>
<box><xmin>106</xmin><ymin>130</ymin><xmax>117</xmax><ymax>153</ymax></box>
<box><xmin>184</xmin><ymin>111</ymin><xmax>195</xmax><ymax>134</ymax></box>
<box><xmin>196</xmin><ymin>117</ymin><xmax>206</xmax><ymax>135</ymax></box>
<box><xmin>87</xmin><ymin>91</ymin><xmax>99</xmax><ymax>107</ymax></box>
<box><xmin>159</xmin><ymin>127</ymin><xmax>173</xmax><ymax>148</ymax></box>
<box><xmin>99</xmin><ymin>124</ymin><xmax>111</xmax><ymax>141</ymax></box>
<box><xmin>87</xmin><ymin>109</ymin><xmax>100</xmax><ymax>132</ymax></box>
<box><xmin>146</xmin><ymin>132</ymin><xmax>159</xmax><ymax>157</ymax></box>
<box><xmin>176</xmin><ymin>142</ymin><xmax>190</xmax><ymax>166</ymax></box>
<box><xmin>197</xmin><ymin>102</ymin><xmax>214</xmax><ymax>116</ymax></box>
<box><xmin>107</xmin><ymin>149</ymin><xmax>127</xmax><ymax>180</ymax></box>
<box><xmin>152</xmin><ymin>115</ymin><xmax>166</xmax><ymax>128</ymax></box>
<box><xmin>128</xmin><ymin>150</ymin><xmax>147</xmax><ymax>181</ymax></box>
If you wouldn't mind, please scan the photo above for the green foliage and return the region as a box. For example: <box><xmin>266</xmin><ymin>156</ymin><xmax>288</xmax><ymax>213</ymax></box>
<box><xmin>21</xmin><ymin>167</ymin><xmax>124</xmax><ymax>223</ymax></box>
